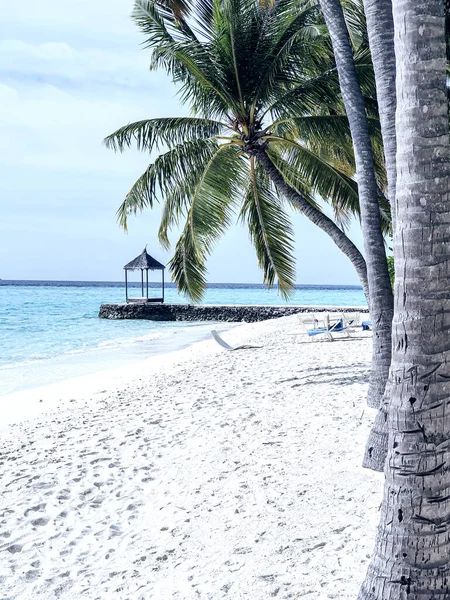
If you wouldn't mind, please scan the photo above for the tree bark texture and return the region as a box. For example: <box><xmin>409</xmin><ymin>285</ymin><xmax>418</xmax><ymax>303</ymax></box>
<box><xmin>319</xmin><ymin>0</ymin><xmax>394</xmax><ymax>409</ymax></box>
<box><xmin>362</xmin><ymin>387</ymin><xmax>389</xmax><ymax>472</ymax></box>
<box><xmin>362</xmin><ymin>0</ymin><xmax>397</xmax><ymax>213</ymax></box>
<box><xmin>358</xmin><ymin>0</ymin><xmax>450</xmax><ymax>597</ymax></box>
<box><xmin>255</xmin><ymin>150</ymin><xmax>370</xmax><ymax>300</ymax></box>
<box><xmin>361</xmin><ymin>0</ymin><xmax>397</xmax><ymax>472</ymax></box>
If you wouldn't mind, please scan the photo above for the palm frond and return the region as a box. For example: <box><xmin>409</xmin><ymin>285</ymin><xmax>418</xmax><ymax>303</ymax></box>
<box><xmin>133</xmin><ymin>1</ymin><xmax>242</xmax><ymax>117</ymax></box>
<box><xmin>269</xmin><ymin>113</ymin><xmax>383</xmax><ymax>180</ymax></box>
<box><xmin>270</xmin><ymin>114</ymin><xmax>356</xmax><ymax>142</ymax></box>
<box><xmin>263</xmin><ymin>146</ymin><xmax>321</xmax><ymax>208</ymax></box>
<box><xmin>266</xmin><ymin>140</ymin><xmax>390</xmax><ymax>234</ymax></box>
<box><xmin>250</xmin><ymin>4</ymin><xmax>324</xmax><ymax>114</ymax></box>
<box><xmin>104</xmin><ymin>117</ymin><xmax>225</xmax><ymax>153</ymax></box>
<box><xmin>240</xmin><ymin>157</ymin><xmax>296</xmax><ymax>296</ymax></box>
<box><xmin>168</xmin><ymin>144</ymin><xmax>248</xmax><ymax>300</ymax></box>
<box><xmin>265</xmin><ymin>136</ymin><xmax>359</xmax><ymax>211</ymax></box>
<box><xmin>116</xmin><ymin>138</ymin><xmax>220</xmax><ymax>230</ymax></box>
<box><xmin>341</xmin><ymin>0</ymin><xmax>368</xmax><ymax>52</ymax></box>
<box><xmin>264</xmin><ymin>70</ymin><xmax>343</xmax><ymax>121</ymax></box>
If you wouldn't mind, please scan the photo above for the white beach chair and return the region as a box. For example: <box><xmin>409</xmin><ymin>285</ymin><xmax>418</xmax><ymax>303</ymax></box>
<box><xmin>306</xmin><ymin>315</ymin><xmax>354</xmax><ymax>341</ymax></box>
<box><xmin>211</xmin><ymin>330</ymin><xmax>262</xmax><ymax>351</ymax></box>
<box><xmin>297</xmin><ymin>313</ymin><xmax>326</xmax><ymax>330</ymax></box>
<box><xmin>292</xmin><ymin>313</ymin><xmax>332</xmax><ymax>341</ymax></box>
<box><xmin>340</xmin><ymin>312</ymin><xmax>360</xmax><ymax>335</ymax></box>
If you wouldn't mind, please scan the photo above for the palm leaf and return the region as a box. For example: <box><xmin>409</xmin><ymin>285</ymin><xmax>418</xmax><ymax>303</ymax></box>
<box><xmin>104</xmin><ymin>117</ymin><xmax>225</xmax><ymax>153</ymax></box>
<box><xmin>265</xmin><ymin>136</ymin><xmax>360</xmax><ymax>211</ymax></box>
<box><xmin>116</xmin><ymin>138</ymin><xmax>220</xmax><ymax>230</ymax></box>
<box><xmin>169</xmin><ymin>144</ymin><xmax>248</xmax><ymax>300</ymax></box>
<box><xmin>341</xmin><ymin>0</ymin><xmax>368</xmax><ymax>52</ymax></box>
<box><xmin>250</xmin><ymin>3</ymin><xmax>323</xmax><ymax>114</ymax></box>
<box><xmin>133</xmin><ymin>1</ymin><xmax>242</xmax><ymax>117</ymax></box>
<box><xmin>240</xmin><ymin>157</ymin><xmax>296</xmax><ymax>296</ymax></box>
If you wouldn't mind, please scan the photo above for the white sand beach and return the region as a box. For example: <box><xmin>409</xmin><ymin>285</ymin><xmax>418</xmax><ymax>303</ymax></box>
<box><xmin>0</xmin><ymin>315</ymin><xmax>382</xmax><ymax>600</ymax></box>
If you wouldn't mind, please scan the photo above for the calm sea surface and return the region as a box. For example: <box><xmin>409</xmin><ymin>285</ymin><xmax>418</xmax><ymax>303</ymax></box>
<box><xmin>0</xmin><ymin>281</ymin><xmax>366</xmax><ymax>395</ymax></box>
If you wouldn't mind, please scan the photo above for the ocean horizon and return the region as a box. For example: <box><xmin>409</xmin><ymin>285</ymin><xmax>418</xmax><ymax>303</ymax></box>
<box><xmin>0</xmin><ymin>279</ymin><xmax>363</xmax><ymax>289</ymax></box>
<box><xmin>0</xmin><ymin>280</ymin><xmax>366</xmax><ymax>396</ymax></box>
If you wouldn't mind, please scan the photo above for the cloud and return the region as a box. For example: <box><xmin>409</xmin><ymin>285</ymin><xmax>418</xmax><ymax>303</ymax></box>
<box><xmin>0</xmin><ymin>0</ymin><xmax>140</xmax><ymax>45</ymax></box>
<box><xmin>0</xmin><ymin>0</ymin><xmax>363</xmax><ymax>285</ymax></box>
<box><xmin>0</xmin><ymin>38</ymin><xmax>184</xmax><ymax>176</ymax></box>
<box><xmin>0</xmin><ymin>81</ymin><xmax>182</xmax><ymax>176</ymax></box>
<box><xmin>0</xmin><ymin>3</ymin><xmax>185</xmax><ymax>178</ymax></box>
<box><xmin>0</xmin><ymin>39</ymin><xmax>154</xmax><ymax>91</ymax></box>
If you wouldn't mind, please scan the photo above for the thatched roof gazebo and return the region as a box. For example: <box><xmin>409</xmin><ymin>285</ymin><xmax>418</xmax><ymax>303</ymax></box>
<box><xmin>124</xmin><ymin>247</ymin><xmax>165</xmax><ymax>303</ymax></box>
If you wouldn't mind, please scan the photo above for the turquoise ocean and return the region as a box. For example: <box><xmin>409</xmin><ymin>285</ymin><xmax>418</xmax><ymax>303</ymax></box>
<box><xmin>0</xmin><ymin>281</ymin><xmax>366</xmax><ymax>396</ymax></box>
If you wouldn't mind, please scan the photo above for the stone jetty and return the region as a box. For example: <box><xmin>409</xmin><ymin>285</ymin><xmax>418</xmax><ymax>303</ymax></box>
<box><xmin>98</xmin><ymin>303</ymin><xmax>368</xmax><ymax>323</ymax></box>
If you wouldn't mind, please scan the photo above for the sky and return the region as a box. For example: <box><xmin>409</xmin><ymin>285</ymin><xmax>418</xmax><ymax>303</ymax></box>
<box><xmin>0</xmin><ymin>0</ymin><xmax>365</xmax><ymax>286</ymax></box>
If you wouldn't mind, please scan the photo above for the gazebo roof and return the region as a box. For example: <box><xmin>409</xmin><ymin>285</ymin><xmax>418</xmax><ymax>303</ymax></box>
<box><xmin>124</xmin><ymin>247</ymin><xmax>165</xmax><ymax>271</ymax></box>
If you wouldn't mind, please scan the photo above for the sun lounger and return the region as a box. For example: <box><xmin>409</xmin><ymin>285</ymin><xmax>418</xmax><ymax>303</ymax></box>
<box><xmin>341</xmin><ymin>312</ymin><xmax>360</xmax><ymax>326</ymax></box>
<box><xmin>297</xmin><ymin>313</ymin><xmax>328</xmax><ymax>330</ymax></box>
<box><xmin>307</xmin><ymin>318</ymin><xmax>350</xmax><ymax>341</ymax></box>
<box><xmin>211</xmin><ymin>330</ymin><xmax>262</xmax><ymax>351</ymax></box>
<box><xmin>361</xmin><ymin>320</ymin><xmax>372</xmax><ymax>331</ymax></box>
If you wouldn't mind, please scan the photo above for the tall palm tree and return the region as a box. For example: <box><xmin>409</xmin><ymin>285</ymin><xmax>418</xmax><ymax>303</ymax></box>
<box><xmin>363</xmin><ymin>0</ymin><xmax>449</xmax><ymax>473</ymax></box>
<box><xmin>318</xmin><ymin>0</ymin><xmax>393</xmax><ymax>409</ymax></box>
<box><xmin>360</xmin><ymin>0</ymin><xmax>396</xmax><ymax>210</ymax></box>
<box><xmin>357</xmin><ymin>0</ymin><xmax>396</xmax><ymax>472</ymax></box>
<box><xmin>105</xmin><ymin>0</ymin><xmax>389</xmax><ymax>303</ymax></box>
<box><xmin>359</xmin><ymin>0</ymin><xmax>450</xmax><ymax>597</ymax></box>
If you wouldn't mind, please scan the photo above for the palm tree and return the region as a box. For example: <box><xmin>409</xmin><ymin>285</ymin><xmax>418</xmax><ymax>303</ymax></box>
<box><xmin>359</xmin><ymin>0</ymin><xmax>450</xmax><ymax>597</ymax></box>
<box><xmin>317</xmin><ymin>0</ymin><xmax>393</xmax><ymax>409</ymax></box>
<box><xmin>362</xmin><ymin>0</ymin><xmax>450</xmax><ymax>473</ymax></box>
<box><xmin>360</xmin><ymin>0</ymin><xmax>396</xmax><ymax>210</ymax></box>
<box><xmin>355</xmin><ymin>0</ymin><xmax>396</xmax><ymax>472</ymax></box>
<box><xmin>105</xmin><ymin>0</ymin><xmax>389</xmax><ymax>304</ymax></box>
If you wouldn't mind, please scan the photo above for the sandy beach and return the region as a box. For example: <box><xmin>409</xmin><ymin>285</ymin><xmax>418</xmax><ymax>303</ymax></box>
<box><xmin>0</xmin><ymin>315</ymin><xmax>382</xmax><ymax>600</ymax></box>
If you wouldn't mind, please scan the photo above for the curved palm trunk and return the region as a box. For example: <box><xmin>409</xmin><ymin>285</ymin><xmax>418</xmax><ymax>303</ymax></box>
<box><xmin>359</xmin><ymin>0</ymin><xmax>450</xmax><ymax>597</ymax></box>
<box><xmin>255</xmin><ymin>150</ymin><xmax>369</xmax><ymax>300</ymax></box>
<box><xmin>361</xmin><ymin>0</ymin><xmax>397</xmax><ymax>472</ymax></box>
<box><xmin>319</xmin><ymin>0</ymin><xmax>394</xmax><ymax>409</ymax></box>
<box><xmin>362</xmin><ymin>0</ymin><xmax>397</xmax><ymax>212</ymax></box>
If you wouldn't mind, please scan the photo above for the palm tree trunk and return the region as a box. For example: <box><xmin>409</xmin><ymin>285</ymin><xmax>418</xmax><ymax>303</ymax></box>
<box><xmin>255</xmin><ymin>150</ymin><xmax>370</xmax><ymax>300</ymax></box>
<box><xmin>358</xmin><ymin>0</ymin><xmax>449</xmax><ymax>596</ymax></box>
<box><xmin>319</xmin><ymin>0</ymin><xmax>394</xmax><ymax>409</ymax></box>
<box><xmin>361</xmin><ymin>0</ymin><xmax>397</xmax><ymax>473</ymax></box>
<box><xmin>362</xmin><ymin>0</ymin><xmax>397</xmax><ymax>212</ymax></box>
<box><xmin>362</xmin><ymin>388</ymin><xmax>388</xmax><ymax>471</ymax></box>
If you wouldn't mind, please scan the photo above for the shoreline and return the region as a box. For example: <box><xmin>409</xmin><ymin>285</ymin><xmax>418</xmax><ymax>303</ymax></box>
<box><xmin>0</xmin><ymin>314</ymin><xmax>382</xmax><ymax>599</ymax></box>
<box><xmin>0</xmin><ymin>305</ymin><xmax>368</xmax><ymax>421</ymax></box>
<box><xmin>0</xmin><ymin>321</ymin><xmax>239</xmax><ymax>428</ymax></box>
<box><xmin>0</xmin><ymin>321</ymin><xmax>237</xmax><ymax>405</ymax></box>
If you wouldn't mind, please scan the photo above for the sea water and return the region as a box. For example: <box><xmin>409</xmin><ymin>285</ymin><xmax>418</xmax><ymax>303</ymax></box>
<box><xmin>0</xmin><ymin>281</ymin><xmax>366</xmax><ymax>395</ymax></box>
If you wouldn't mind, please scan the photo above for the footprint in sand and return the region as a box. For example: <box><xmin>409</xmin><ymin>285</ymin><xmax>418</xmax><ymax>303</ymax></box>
<box><xmin>24</xmin><ymin>503</ymin><xmax>46</xmax><ymax>517</ymax></box>
<box><xmin>31</xmin><ymin>517</ymin><xmax>49</xmax><ymax>527</ymax></box>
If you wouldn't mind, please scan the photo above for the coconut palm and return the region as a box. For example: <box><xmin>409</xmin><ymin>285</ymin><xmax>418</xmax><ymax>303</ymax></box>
<box><xmin>362</xmin><ymin>0</ymin><xmax>450</xmax><ymax>472</ymax></box>
<box><xmin>357</xmin><ymin>0</ymin><xmax>396</xmax><ymax>471</ymax></box>
<box><xmin>359</xmin><ymin>0</ymin><xmax>450</xmax><ymax>597</ymax></box>
<box><xmin>356</xmin><ymin>0</ymin><xmax>397</xmax><ymax>210</ymax></box>
<box><xmin>105</xmin><ymin>0</ymin><xmax>389</xmax><ymax>303</ymax></box>
<box><xmin>318</xmin><ymin>0</ymin><xmax>394</xmax><ymax>409</ymax></box>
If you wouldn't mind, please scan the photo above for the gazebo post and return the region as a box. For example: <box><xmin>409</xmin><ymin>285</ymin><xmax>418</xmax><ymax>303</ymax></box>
<box><xmin>141</xmin><ymin>269</ymin><xmax>144</xmax><ymax>297</ymax></box>
<box><xmin>146</xmin><ymin>269</ymin><xmax>149</xmax><ymax>300</ymax></box>
<box><xmin>162</xmin><ymin>269</ymin><xmax>165</xmax><ymax>303</ymax></box>
<box><xmin>125</xmin><ymin>269</ymin><xmax>128</xmax><ymax>302</ymax></box>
